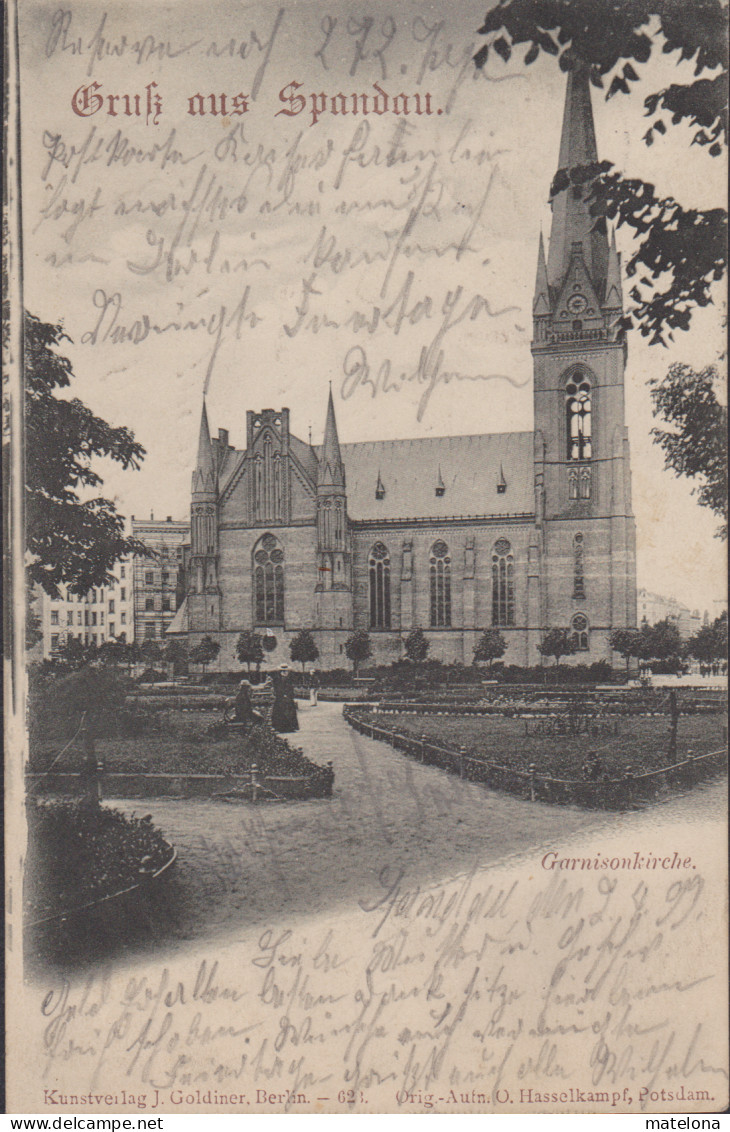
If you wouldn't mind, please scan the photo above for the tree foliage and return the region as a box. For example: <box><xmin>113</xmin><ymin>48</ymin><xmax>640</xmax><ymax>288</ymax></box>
<box><xmin>25</xmin><ymin>313</ymin><xmax>146</xmax><ymax>597</ymax></box>
<box><xmin>638</xmin><ymin>617</ymin><xmax>683</xmax><ymax>660</ymax></box>
<box><xmin>189</xmin><ymin>635</ymin><xmax>221</xmax><ymax>672</ymax></box>
<box><xmin>345</xmin><ymin>629</ymin><xmax>372</xmax><ymax>674</ymax></box>
<box><xmin>538</xmin><ymin>628</ymin><xmax>577</xmax><ymax>665</ymax></box>
<box><xmin>289</xmin><ymin>629</ymin><xmax>320</xmax><ymax>672</ymax></box>
<box><xmin>404</xmin><ymin>628</ymin><xmax>430</xmax><ymax>664</ymax></box>
<box><xmin>649</xmin><ymin>363</ymin><xmax>727</xmax><ymax>536</ymax></box>
<box><xmin>163</xmin><ymin>639</ymin><xmax>189</xmax><ymax>676</ymax></box>
<box><xmin>473</xmin><ymin>629</ymin><xmax>508</xmax><ymax>666</ymax></box>
<box><xmin>687</xmin><ymin>611</ymin><xmax>727</xmax><ymax>662</ymax></box>
<box><xmin>609</xmin><ymin>627</ymin><xmax>643</xmax><ymax>670</ymax></box>
<box><xmin>475</xmin><ymin>0</ymin><xmax>727</xmax><ymax>346</ymax></box>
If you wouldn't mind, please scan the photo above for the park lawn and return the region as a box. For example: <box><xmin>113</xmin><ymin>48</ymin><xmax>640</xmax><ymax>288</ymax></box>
<box><xmin>361</xmin><ymin>711</ymin><xmax>726</xmax><ymax>780</ymax></box>
<box><xmin>29</xmin><ymin>710</ymin><xmax>315</xmax><ymax>777</ymax></box>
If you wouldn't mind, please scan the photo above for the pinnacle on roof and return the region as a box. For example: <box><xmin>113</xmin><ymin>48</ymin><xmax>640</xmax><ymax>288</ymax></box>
<box><xmin>604</xmin><ymin>226</ymin><xmax>623</xmax><ymax>308</ymax></box>
<box><xmin>546</xmin><ymin>66</ymin><xmax>609</xmax><ymax>296</ymax></box>
<box><xmin>435</xmin><ymin>466</ymin><xmax>445</xmax><ymax>496</ymax></box>
<box><xmin>318</xmin><ymin>386</ymin><xmax>345</xmax><ymax>487</ymax></box>
<box><xmin>533</xmin><ymin>229</ymin><xmax>551</xmax><ymax>316</ymax></box>
<box><xmin>192</xmin><ymin>398</ymin><xmax>217</xmax><ymax>497</ymax></box>
<box><xmin>375</xmin><ymin>470</ymin><xmax>385</xmax><ymax>499</ymax></box>
<box><xmin>497</xmin><ymin>463</ymin><xmax>507</xmax><ymax>493</ymax></box>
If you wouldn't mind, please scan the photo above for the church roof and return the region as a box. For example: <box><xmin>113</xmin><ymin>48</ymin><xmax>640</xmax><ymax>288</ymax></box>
<box><xmin>324</xmin><ymin>432</ymin><xmax>534</xmax><ymax>521</ymax></box>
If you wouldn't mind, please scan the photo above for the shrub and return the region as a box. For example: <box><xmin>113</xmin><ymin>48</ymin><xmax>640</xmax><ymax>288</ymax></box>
<box><xmin>136</xmin><ymin>668</ymin><xmax>168</xmax><ymax>684</ymax></box>
<box><xmin>24</xmin><ymin>799</ymin><xmax>172</xmax><ymax>923</ymax></box>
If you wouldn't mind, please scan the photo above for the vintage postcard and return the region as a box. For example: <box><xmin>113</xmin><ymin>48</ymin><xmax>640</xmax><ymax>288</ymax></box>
<box><xmin>4</xmin><ymin>0</ymin><xmax>728</xmax><ymax>1118</ymax></box>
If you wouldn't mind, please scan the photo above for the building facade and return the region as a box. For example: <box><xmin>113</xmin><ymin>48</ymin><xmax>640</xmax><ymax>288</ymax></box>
<box><xmin>34</xmin><ymin>517</ymin><xmax>189</xmax><ymax>660</ymax></box>
<box><xmin>34</xmin><ymin>560</ymin><xmax>134</xmax><ymax>660</ymax></box>
<box><xmin>177</xmin><ymin>69</ymin><xmax>638</xmax><ymax>670</ymax></box>
<box><xmin>130</xmin><ymin>516</ymin><xmax>189</xmax><ymax>642</ymax></box>
<box><xmin>638</xmin><ymin>588</ymin><xmax>701</xmax><ymax>640</ymax></box>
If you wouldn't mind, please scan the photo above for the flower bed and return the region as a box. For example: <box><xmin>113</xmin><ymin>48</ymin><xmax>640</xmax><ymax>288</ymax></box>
<box><xmin>30</xmin><ymin>713</ymin><xmax>321</xmax><ymax>778</ymax></box>
<box><xmin>24</xmin><ymin>799</ymin><xmax>174</xmax><ymax>925</ymax></box>
<box><xmin>354</xmin><ymin>710</ymin><xmax>726</xmax><ymax>780</ymax></box>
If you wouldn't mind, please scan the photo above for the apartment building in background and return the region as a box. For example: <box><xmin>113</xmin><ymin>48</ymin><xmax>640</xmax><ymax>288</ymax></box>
<box><xmin>131</xmin><ymin>516</ymin><xmax>189</xmax><ymax>642</ymax></box>
<box><xmin>34</xmin><ymin>515</ymin><xmax>189</xmax><ymax>659</ymax></box>
<box><xmin>637</xmin><ymin>588</ymin><xmax>702</xmax><ymax>639</ymax></box>
<box><xmin>36</xmin><ymin>558</ymin><xmax>135</xmax><ymax>659</ymax></box>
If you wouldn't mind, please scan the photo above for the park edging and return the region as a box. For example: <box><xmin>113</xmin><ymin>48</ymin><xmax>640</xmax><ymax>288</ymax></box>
<box><xmin>343</xmin><ymin>706</ymin><xmax>726</xmax><ymax>810</ymax></box>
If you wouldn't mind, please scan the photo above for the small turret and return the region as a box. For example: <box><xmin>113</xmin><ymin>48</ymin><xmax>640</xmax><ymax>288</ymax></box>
<box><xmin>533</xmin><ymin>230</ymin><xmax>551</xmax><ymax>317</ymax></box>
<box><xmin>188</xmin><ymin>398</ymin><xmax>220</xmax><ymax>631</ymax></box>
<box><xmin>318</xmin><ymin>386</ymin><xmax>344</xmax><ymax>488</ymax></box>
<box><xmin>604</xmin><ymin>227</ymin><xmax>623</xmax><ymax>309</ymax></box>
<box><xmin>192</xmin><ymin>400</ymin><xmax>217</xmax><ymax>500</ymax></box>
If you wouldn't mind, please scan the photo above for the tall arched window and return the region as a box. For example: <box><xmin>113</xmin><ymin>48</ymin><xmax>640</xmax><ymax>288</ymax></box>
<box><xmin>570</xmin><ymin>612</ymin><xmax>589</xmax><ymax>651</ymax></box>
<box><xmin>492</xmin><ymin>538</ymin><xmax>515</xmax><ymax>627</ymax></box>
<box><xmin>369</xmin><ymin>542</ymin><xmax>391</xmax><ymax>629</ymax></box>
<box><xmin>573</xmin><ymin>533</ymin><xmax>585</xmax><ymax>598</ymax></box>
<box><xmin>429</xmin><ymin>541</ymin><xmax>451</xmax><ymax>627</ymax></box>
<box><xmin>566</xmin><ymin>376</ymin><xmax>592</xmax><ymax>461</ymax></box>
<box><xmin>253</xmin><ymin>533</ymin><xmax>284</xmax><ymax>624</ymax></box>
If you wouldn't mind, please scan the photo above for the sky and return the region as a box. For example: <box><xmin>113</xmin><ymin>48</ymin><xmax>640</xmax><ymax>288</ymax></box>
<box><xmin>17</xmin><ymin>0</ymin><xmax>727</xmax><ymax>616</ymax></box>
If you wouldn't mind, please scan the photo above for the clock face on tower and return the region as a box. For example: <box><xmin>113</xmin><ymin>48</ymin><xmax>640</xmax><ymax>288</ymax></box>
<box><xmin>567</xmin><ymin>293</ymin><xmax>587</xmax><ymax>313</ymax></box>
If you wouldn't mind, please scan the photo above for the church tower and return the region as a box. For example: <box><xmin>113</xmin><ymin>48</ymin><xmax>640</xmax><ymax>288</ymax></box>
<box><xmin>315</xmin><ymin>389</ymin><xmax>353</xmax><ymax>637</ymax></box>
<box><xmin>188</xmin><ymin>401</ymin><xmax>221</xmax><ymax>632</ymax></box>
<box><xmin>532</xmin><ymin>67</ymin><xmax>637</xmax><ymax>655</ymax></box>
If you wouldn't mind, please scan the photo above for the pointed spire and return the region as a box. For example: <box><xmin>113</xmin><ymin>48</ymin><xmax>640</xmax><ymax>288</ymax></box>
<box><xmin>546</xmin><ymin>67</ymin><xmax>609</xmax><ymax>295</ymax></box>
<box><xmin>375</xmin><ymin>470</ymin><xmax>385</xmax><ymax>499</ymax></box>
<box><xmin>435</xmin><ymin>466</ymin><xmax>445</xmax><ymax>496</ymax></box>
<box><xmin>604</xmin><ymin>225</ymin><xmax>623</xmax><ymax>308</ymax></box>
<box><xmin>318</xmin><ymin>385</ymin><xmax>344</xmax><ymax>487</ymax></box>
<box><xmin>497</xmin><ymin>463</ymin><xmax>507</xmax><ymax>493</ymax></box>
<box><xmin>192</xmin><ymin>399</ymin><xmax>217</xmax><ymax>497</ymax></box>
<box><xmin>533</xmin><ymin>230</ymin><xmax>551</xmax><ymax>316</ymax></box>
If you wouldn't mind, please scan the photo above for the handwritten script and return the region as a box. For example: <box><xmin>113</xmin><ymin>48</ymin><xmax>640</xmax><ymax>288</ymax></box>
<box><xmin>33</xmin><ymin>858</ymin><xmax>726</xmax><ymax>1114</ymax></box>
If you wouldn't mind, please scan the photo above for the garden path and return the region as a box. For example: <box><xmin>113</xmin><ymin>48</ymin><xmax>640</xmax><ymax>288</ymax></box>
<box><xmin>113</xmin><ymin>699</ymin><xmax>725</xmax><ymax>949</ymax></box>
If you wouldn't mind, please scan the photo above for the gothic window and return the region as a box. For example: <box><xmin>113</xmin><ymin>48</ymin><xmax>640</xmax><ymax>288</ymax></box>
<box><xmin>571</xmin><ymin>612</ymin><xmax>589</xmax><ymax>651</ymax></box>
<box><xmin>566</xmin><ymin>377</ymin><xmax>592</xmax><ymax>460</ymax></box>
<box><xmin>580</xmin><ymin>466</ymin><xmax>592</xmax><ymax>499</ymax></box>
<box><xmin>322</xmin><ymin>498</ymin><xmax>332</xmax><ymax>546</ymax></box>
<box><xmin>253</xmin><ymin>437</ymin><xmax>283</xmax><ymax>521</ymax></box>
<box><xmin>573</xmin><ymin>533</ymin><xmax>585</xmax><ymax>598</ymax></box>
<box><xmin>369</xmin><ymin>542</ymin><xmax>391</xmax><ymax>629</ymax></box>
<box><xmin>335</xmin><ymin>500</ymin><xmax>343</xmax><ymax>545</ymax></box>
<box><xmin>492</xmin><ymin>538</ymin><xmax>515</xmax><ymax>627</ymax></box>
<box><xmin>253</xmin><ymin>533</ymin><xmax>285</xmax><ymax>624</ymax></box>
<box><xmin>429</xmin><ymin>541</ymin><xmax>452</xmax><ymax>627</ymax></box>
<box><xmin>569</xmin><ymin>468</ymin><xmax>579</xmax><ymax>500</ymax></box>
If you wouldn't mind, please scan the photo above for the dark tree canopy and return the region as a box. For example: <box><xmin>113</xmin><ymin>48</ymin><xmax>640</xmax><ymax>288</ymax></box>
<box><xmin>345</xmin><ymin>629</ymin><xmax>372</xmax><ymax>673</ymax></box>
<box><xmin>404</xmin><ymin>628</ymin><xmax>430</xmax><ymax>663</ymax></box>
<box><xmin>538</xmin><ymin>627</ymin><xmax>577</xmax><ymax>664</ymax></box>
<box><xmin>236</xmin><ymin>630</ymin><xmax>265</xmax><ymax>672</ymax></box>
<box><xmin>25</xmin><ymin>313</ymin><xmax>146</xmax><ymax>597</ymax></box>
<box><xmin>473</xmin><ymin>629</ymin><xmax>508</xmax><ymax>665</ymax></box>
<box><xmin>475</xmin><ymin>0</ymin><xmax>726</xmax><ymax>151</ymax></box>
<box><xmin>189</xmin><ymin>635</ymin><xmax>221</xmax><ymax>672</ymax></box>
<box><xmin>475</xmin><ymin>0</ymin><xmax>728</xmax><ymax>345</ymax></box>
<box><xmin>609</xmin><ymin>627</ymin><xmax>643</xmax><ymax>670</ymax></box>
<box><xmin>289</xmin><ymin>629</ymin><xmax>320</xmax><ymax>671</ymax></box>
<box><xmin>638</xmin><ymin>617</ymin><xmax>683</xmax><ymax>660</ymax></box>
<box><xmin>688</xmin><ymin>611</ymin><xmax>727</xmax><ymax>662</ymax></box>
<box><xmin>650</xmin><ymin>363</ymin><xmax>727</xmax><ymax>536</ymax></box>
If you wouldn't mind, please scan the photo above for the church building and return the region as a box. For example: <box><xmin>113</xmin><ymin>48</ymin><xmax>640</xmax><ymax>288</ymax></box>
<box><xmin>174</xmin><ymin>69</ymin><xmax>638</xmax><ymax>670</ymax></box>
